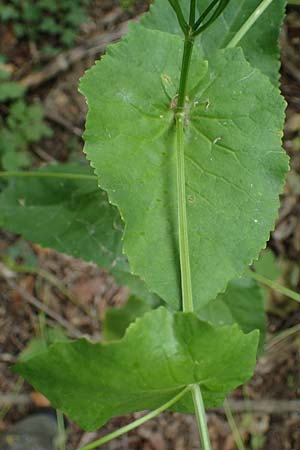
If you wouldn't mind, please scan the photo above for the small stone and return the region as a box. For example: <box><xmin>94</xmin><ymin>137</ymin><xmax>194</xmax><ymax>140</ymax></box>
<box><xmin>0</xmin><ymin>414</ymin><xmax>58</xmax><ymax>450</ymax></box>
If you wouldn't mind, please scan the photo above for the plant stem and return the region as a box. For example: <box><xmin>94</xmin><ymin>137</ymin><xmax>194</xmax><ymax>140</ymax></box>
<box><xmin>175</xmin><ymin>22</ymin><xmax>212</xmax><ymax>450</ymax></box>
<box><xmin>193</xmin><ymin>0</ymin><xmax>230</xmax><ymax>37</ymax></box>
<box><xmin>76</xmin><ymin>387</ymin><xmax>190</xmax><ymax>450</ymax></box>
<box><xmin>56</xmin><ymin>410</ymin><xmax>66</xmax><ymax>450</ymax></box>
<box><xmin>189</xmin><ymin>0</ymin><xmax>196</xmax><ymax>26</ymax></box>
<box><xmin>193</xmin><ymin>0</ymin><xmax>219</xmax><ymax>31</ymax></box>
<box><xmin>191</xmin><ymin>384</ymin><xmax>212</xmax><ymax>450</ymax></box>
<box><xmin>267</xmin><ymin>323</ymin><xmax>300</xmax><ymax>349</ymax></box>
<box><xmin>226</xmin><ymin>0</ymin><xmax>275</xmax><ymax>48</ymax></box>
<box><xmin>176</xmin><ymin>34</ymin><xmax>194</xmax><ymax>314</ymax></box>
<box><xmin>223</xmin><ymin>398</ymin><xmax>246</xmax><ymax>450</ymax></box>
<box><xmin>167</xmin><ymin>0</ymin><xmax>189</xmax><ymax>34</ymax></box>
<box><xmin>0</xmin><ymin>170</ymin><xmax>96</xmax><ymax>181</ymax></box>
<box><xmin>249</xmin><ymin>271</ymin><xmax>300</xmax><ymax>304</ymax></box>
<box><xmin>176</xmin><ymin>113</ymin><xmax>194</xmax><ymax>313</ymax></box>
<box><xmin>177</xmin><ymin>37</ymin><xmax>194</xmax><ymax>110</ymax></box>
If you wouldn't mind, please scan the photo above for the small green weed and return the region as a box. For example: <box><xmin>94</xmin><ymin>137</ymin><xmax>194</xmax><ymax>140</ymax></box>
<box><xmin>0</xmin><ymin>0</ymin><xmax>91</xmax><ymax>56</ymax></box>
<box><xmin>0</xmin><ymin>68</ymin><xmax>52</xmax><ymax>170</ymax></box>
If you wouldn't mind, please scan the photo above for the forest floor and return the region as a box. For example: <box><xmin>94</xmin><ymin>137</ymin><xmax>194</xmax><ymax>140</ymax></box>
<box><xmin>1</xmin><ymin>2</ymin><xmax>300</xmax><ymax>450</ymax></box>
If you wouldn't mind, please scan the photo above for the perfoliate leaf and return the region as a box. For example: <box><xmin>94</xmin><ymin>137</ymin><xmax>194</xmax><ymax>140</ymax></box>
<box><xmin>142</xmin><ymin>0</ymin><xmax>286</xmax><ymax>84</ymax></box>
<box><xmin>198</xmin><ymin>277</ymin><xmax>266</xmax><ymax>353</ymax></box>
<box><xmin>81</xmin><ymin>24</ymin><xmax>288</xmax><ymax>310</ymax></box>
<box><xmin>14</xmin><ymin>307</ymin><xmax>259</xmax><ymax>431</ymax></box>
<box><xmin>104</xmin><ymin>278</ymin><xmax>266</xmax><ymax>350</ymax></box>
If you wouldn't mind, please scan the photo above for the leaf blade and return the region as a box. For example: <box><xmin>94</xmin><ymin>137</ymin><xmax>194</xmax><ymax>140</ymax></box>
<box><xmin>198</xmin><ymin>277</ymin><xmax>266</xmax><ymax>353</ymax></box>
<box><xmin>14</xmin><ymin>307</ymin><xmax>258</xmax><ymax>431</ymax></box>
<box><xmin>141</xmin><ymin>0</ymin><xmax>286</xmax><ymax>83</ymax></box>
<box><xmin>81</xmin><ymin>26</ymin><xmax>288</xmax><ymax>309</ymax></box>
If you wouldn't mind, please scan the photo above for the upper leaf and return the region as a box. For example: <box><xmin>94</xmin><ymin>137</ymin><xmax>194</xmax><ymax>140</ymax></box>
<box><xmin>14</xmin><ymin>307</ymin><xmax>258</xmax><ymax>431</ymax></box>
<box><xmin>141</xmin><ymin>0</ymin><xmax>286</xmax><ymax>84</ymax></box>
<box><xmin>81</xmin><ymin>25</ymin><xmax>288</xmax><ymax>310</ymax></box>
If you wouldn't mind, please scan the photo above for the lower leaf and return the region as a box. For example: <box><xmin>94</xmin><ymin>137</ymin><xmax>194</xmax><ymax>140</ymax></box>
<box><xmin>13</xmin><ymin>307</ymin><xmax>258</xmax><ymax>431</ymax></box>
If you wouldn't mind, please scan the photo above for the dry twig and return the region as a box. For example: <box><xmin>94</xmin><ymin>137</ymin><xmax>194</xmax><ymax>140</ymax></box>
<box><xmin>19</xmin><ymin>22</ymin><xmax>130</xmax><ymax>89</ymax></box>
<box><xmin>1</xmin><ymin>267</ymin><xmax>84</xmax><ymax>339</ymax></box>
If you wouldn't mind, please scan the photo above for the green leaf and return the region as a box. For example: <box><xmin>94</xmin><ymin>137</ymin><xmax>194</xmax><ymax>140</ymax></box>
<box><xmin>253</xmin><ymin>249</ymin><xmax>280</xmax><ymax>280</ymax></box>
<box><xmin>198</xmin><ymin>277</ymin><xmax>266</xmax><ymax>353</ymax></box>
<box><xmin>103</xmin><ymin>296</ymin><xmax>151</xmax><ymax>341</ymax></box>
<box><xmin>20</xmin><ymin>327</ymin><xmax>67</xmax><ymax>363</ymax></box>
<box><xmin>1</xmin><ymin>141</ymin><xmax>31</xmax><ymax>171</ymax></box>
<box><xmin>0</xmin><ymin>100</ymin><xmax>52</xmax><ymax>170</ymax></box>
<box><xmin>0</xmin><ymin>81</ymin><xmax>26</xmax><ymax>102</ymax></box>
<box><xmin>0</xmin><ymin>164</ymin><xmax>157</xmax><ymax>302</ymax></box>
<box><xmin>104</xmin><ymin>278</ymin><xmax>266</xmax><ymax>351</ymax></box>
<box><xmin>6</xmin><ymin>239</ymin><xmax>37</xmax><ymax>267</ymax></box>
<box><xmin>110</xmin><ymin>265</ymin><xmax>161</xmax><ymax>304</ymax></box>
<box><xmin>80</xmin><ymin>25</ymin><xmax>288</xmax><ymax>310</ymax></box>
<box><xmin>142</xmin><ymin>0</ymin><xmax>286</xmax><ymax>84</ymax></box>
<box><xmin>0</xmin><ymin>5</ymin><xmax>19</xmax><ymax>21</ymax></box>
<box><xmin>13</xmin><ymin>307</ymin><xmax>259</xmax><ymax>431</ymax></box>
<box><xmin>0</xmin><ymin>164</ymin><xmax>124</xmax><ymax>269</ymax></box>
<box><xmin>6</xmin><ymin>101</ymin><xmax>52</xmax><ymax>142</ymax></box>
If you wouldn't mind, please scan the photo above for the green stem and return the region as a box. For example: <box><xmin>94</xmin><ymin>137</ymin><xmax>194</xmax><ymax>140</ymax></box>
<box><xmin>191</xmin><ymin>385</ymin><xmax>212</xmax><ymax>450</ymax></box>
<box><xmin>176</xmin><ymin>34</ymin><xmax>195</xmax><ymax>314</ymax></box>
<box><xmin>56</xmin><ymin>410</ymin><xmax>66</xmax><ymax>450</ymax></box>
<box><xmin>76</xmin><ymin>387</ymin><xmax>190</xmax><ymax>450</ymax></box>
<box><xmin>193</xmin><ymin>0</ymin><xmax>230</xmax><ymax>37</ymax></box>
<box><xmin>176</xmin><ymin>113</ymin><xmax>193</xmax><ymax>313</ymax></box>
<box><xmin>223</xmin><ymin>398</ymin><xmax>246</xmax><ymax>450</ymax></box>
<box><xmin>0</xmin><ymin>170</ymin><xmax>96</xmax><ymax>181</ymax></box>
<box><xmin>175</xmin><ymin>24</ymin><xmax>212</xmax><ymax>450</ymax></box>
<box><xmin>268</xmin><ymin>324</ymin><xmax>300</xmax><ymax>349</ymax></box>
<box><xmin>193</xmin><ymin>0</ymin><xmax>219</xmax><ymax>31</ymax></box>
<box><xmin>249</xmin><ymin>271</ymin><xmax>300</xmax><ymax>304</ymax></box>
<box><xmin>226</xmin><ymin>0</ymin><xmax>275</xmax><ymax>48</ymax></box>
<box><xmin>177</xmin><ymin>37</ymin><xmax>195</xmax><ymax>110</ymax></box>
<box><xmin>167</xmin><ymin>0</ymin><xmax>189</xmax><ymax>34</ymax></box>
<box><xmin>189</xmin><ymin>0</ymin><xmax>196</xmax><ymax>26</ymax></box>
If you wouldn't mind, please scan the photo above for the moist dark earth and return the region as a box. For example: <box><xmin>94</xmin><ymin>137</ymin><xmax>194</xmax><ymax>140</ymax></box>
<box><xmin>1</xmin><ymin>2</ymin><xmax>300</xmax><ymax>450</ymax></box>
